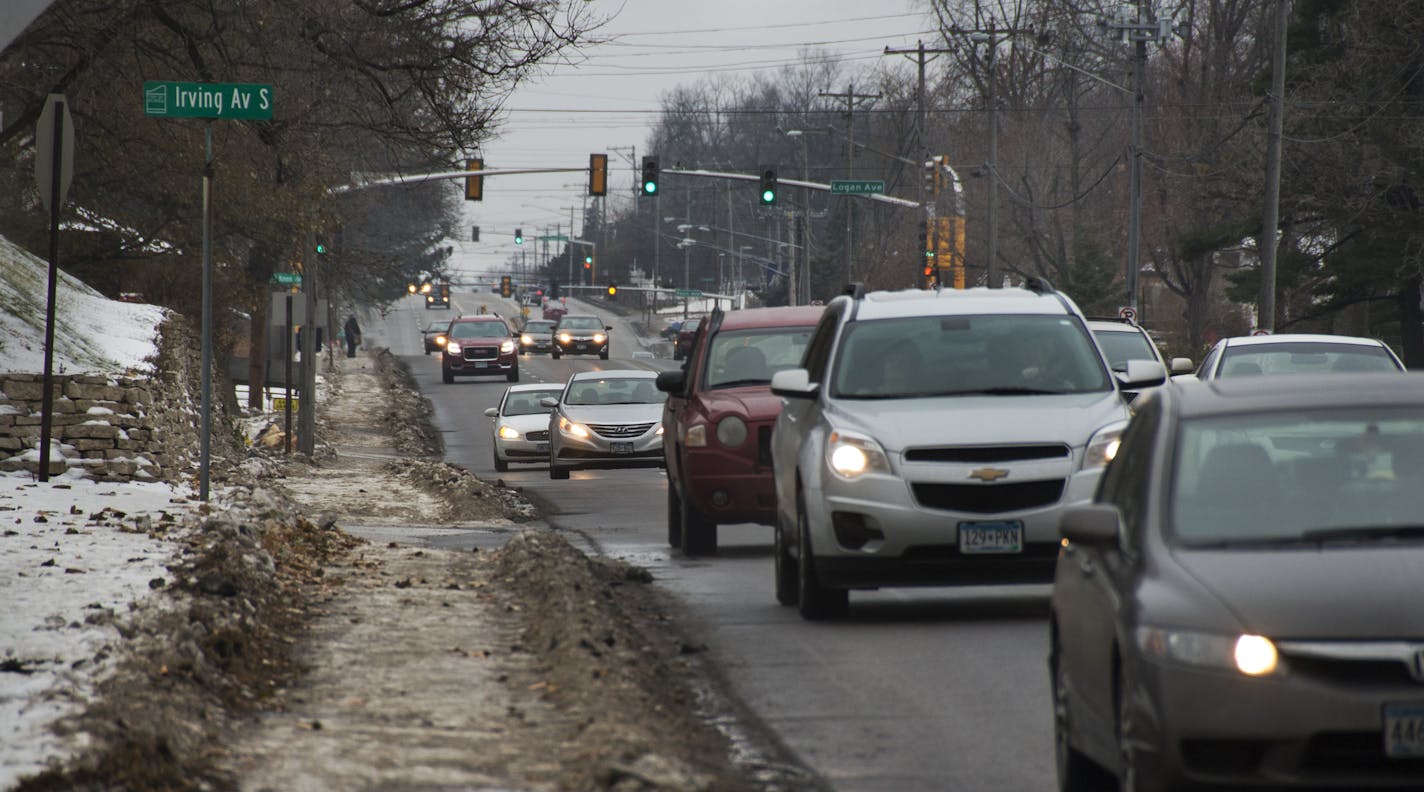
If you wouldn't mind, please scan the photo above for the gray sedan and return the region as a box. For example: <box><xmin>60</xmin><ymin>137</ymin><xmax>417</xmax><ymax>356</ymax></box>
<box><xmin>544</xmin><ymin>370</ymin><xmax>666</xmax><ymax>479</ymax></box>
<box><xmin>1051</xmin><ymin>373</ymin><xmax>1424</xmax><ymax>791</ymax></box>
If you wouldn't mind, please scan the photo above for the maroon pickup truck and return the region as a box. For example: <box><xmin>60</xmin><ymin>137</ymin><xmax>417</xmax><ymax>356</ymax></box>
<box><xmin>655</xmin><ymin>305</ymin><xmax>824</xmax><ymax>555</ymax></box>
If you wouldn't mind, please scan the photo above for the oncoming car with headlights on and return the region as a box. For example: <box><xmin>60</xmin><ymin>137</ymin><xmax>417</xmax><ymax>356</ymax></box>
<box><xmin>551</xmin><ymin>314</ymin><xmax>611</xmax><ymax>360</ymax></box>
<box><xmin>545</xmin><ymin>370</ymin><xmax>667</xmax><ymax>480</ymax></box>
<box><xmin>484</xmin><ymin>383</ymin><xmax>562</xmax><ymax>472</ymax></box>
<box><xmin>768</xmin><ymin>279</ymin><xmax>1166</xmax><ymax>619</ymax></box>
<box><xmin>1052</xmin><ymin>373</ymin><xmax>1424</xmax><ymax>791</ymax></box>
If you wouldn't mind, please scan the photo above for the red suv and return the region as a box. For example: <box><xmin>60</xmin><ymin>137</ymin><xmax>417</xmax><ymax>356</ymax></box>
<box><xmin>655</xmin><ymin>305</ymin><xmax>823</xmax><ymax>555</ymax></box>
<box><xmin>441</xmin><ymin>315</ymin><xmax>519</xmax><ymax>383</ymax></box>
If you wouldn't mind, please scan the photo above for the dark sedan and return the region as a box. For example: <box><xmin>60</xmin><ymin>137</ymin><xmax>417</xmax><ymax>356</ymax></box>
<box><xmin>1051</xmin><ymin>373</ymin><xmax>1424</xmax><ymax>791</ymax></box>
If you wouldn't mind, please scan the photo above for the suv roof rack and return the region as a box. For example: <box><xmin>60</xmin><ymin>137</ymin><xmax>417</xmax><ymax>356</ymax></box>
<box><xmin>1023</xmin><ymin>276</ymin><xmax>1054</xmax><ymax>295</ymax></box>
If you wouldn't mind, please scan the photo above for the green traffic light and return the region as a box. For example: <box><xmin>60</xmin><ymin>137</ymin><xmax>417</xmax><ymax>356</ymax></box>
<box><xmin>761</xmin><ymin>189</ymin><xmax>775</xmax><ymax>203</ymax></box>
<box><xmin>315</xmin><ymin>243</ymin><xmax>327</xmax><ymax>254</ymax></box>
<box><xmin>643</xmin><ymin>181</ymin><xmax>657</xmax><ymax>195</ymax></box>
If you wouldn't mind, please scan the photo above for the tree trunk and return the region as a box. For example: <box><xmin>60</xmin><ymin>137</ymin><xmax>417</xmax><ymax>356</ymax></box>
<box><xmin>1398</xmin><ymin>275</ymin><xmax>1423</xmax><ymax>369</ymax></box>
<box><xmin>248</xmin><ymin>287</ymin><xmax>269</xmax><ymax>410</ymax></box>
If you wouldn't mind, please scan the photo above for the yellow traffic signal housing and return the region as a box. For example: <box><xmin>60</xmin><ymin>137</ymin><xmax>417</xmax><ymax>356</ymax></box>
<box><xmin>606</xmin><ymin>283</ymin><xmax>617</xmax><ymax>297</ymax></box>
<box><xmin>500</xmin><ymin>275</ymin><xmax>512</xmax><ymax>298</ymax></box>
<box><xmin>465</xmin><ymin>157</ymin><xmax>483</xmax><ymax>201</ymax></box>
<box><xmin>589</xmin><ymin>153</ymin><xmax>608</xmax><ymax>196</ymax></box>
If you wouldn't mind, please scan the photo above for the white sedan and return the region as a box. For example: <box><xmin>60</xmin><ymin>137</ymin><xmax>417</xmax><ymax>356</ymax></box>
<box><xmin>1193</xmin><ymin>333</ymin><xmax>1405</xmax><ymax>379</ymax></box>
<box><xmin>544</xmin><ymin>370</ymin><xmax>666</xmax><ymax>480</ymax></box>
<box><xmin>484</xmin><ymin>384</ymin><xmax>562</xmax><ymax>472</ymax></box>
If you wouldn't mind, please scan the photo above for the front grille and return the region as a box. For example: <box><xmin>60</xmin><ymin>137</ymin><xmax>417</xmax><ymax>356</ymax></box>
<box><xmin>905</xmin><ymin>444</ymin><xmax>1071</xmax><ymax>463</ymax></box>
<box><xmin>911</xmin><ymin>480</ymin><xmax>1065</xmax><ymax>514</ymax></box>
<box><xmin>588</xmin><ymin>422</ymin><xmax>655</xmax><ymax>439</ymax></box>
<box><xmin>525</xmin><ymin>430</ymin><xmax>550</xmax><ymax>442</ymax></box>
<box><xmin>757</xmin><ymin>426</ymin><xmax>773</xmax><ymax>468</ymax></box>
<box><xmin>462</xmin><ymin>345</ymin><xmax>500</xmax><ymax>360</ymax></box>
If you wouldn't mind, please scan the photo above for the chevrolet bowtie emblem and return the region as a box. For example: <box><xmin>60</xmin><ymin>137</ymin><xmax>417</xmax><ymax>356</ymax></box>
<box><xmin>968</xmin><ymin>467</ymin><xmax>1010</xmax><ymax>482</ymax></box>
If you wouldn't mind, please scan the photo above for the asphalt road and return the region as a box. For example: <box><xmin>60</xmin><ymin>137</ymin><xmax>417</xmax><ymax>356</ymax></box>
<box><xmin>363</xmin><ymin>289</ymin><xmax>1059</xmax><ymax>792</ymax></box>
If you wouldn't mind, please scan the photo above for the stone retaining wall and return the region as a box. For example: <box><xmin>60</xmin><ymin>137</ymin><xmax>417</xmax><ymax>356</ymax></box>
<box><xmin>0</xmin><ymin>316</ymin><xmax>210</xmax><ymax>483</ymax></box>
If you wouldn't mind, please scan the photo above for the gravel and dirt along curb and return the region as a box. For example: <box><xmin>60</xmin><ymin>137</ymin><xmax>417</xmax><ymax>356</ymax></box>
<box><xmin>15</xmin><ymin>346</ymin><xmax>813</xmax><ymax>790</ymax></box>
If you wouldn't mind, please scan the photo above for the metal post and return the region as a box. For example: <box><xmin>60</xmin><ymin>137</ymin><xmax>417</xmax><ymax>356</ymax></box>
<box><xmin>845</xmin><ymin>82</ymin><xmax>854</xmax><ymax>285</ymax></box>
<box><xmin>37</xmin><ymin>99</ymin><xmax>64</xmax><ymax>482</ymax></box>
<box><xmin>986</xmin><ymin>25</ymin><xmax>1000</xmax><ymax>288</ymax></box>
<box><xmin>683</xmin><ymin>181</ymin><xmax>692</xmax><ymax>317</ymax></box>
<box><xmin>200</xmin><ymin>124</ymin><xmax>213</xmax><ymax>499</ymax></box>
<box><xmin>1127</xmin><ymin>25</ymin><xmax>1145</xmax><ymax>313</ymax></box>
<box><xmin>298</xmin><ymin>232</ymin><xmax>316</xmax><ymax>457</ymax></box>
<box><xmin>283</xmin><ymin>293</ymin><xmax>293</xmax><ymax>455</ymax></box>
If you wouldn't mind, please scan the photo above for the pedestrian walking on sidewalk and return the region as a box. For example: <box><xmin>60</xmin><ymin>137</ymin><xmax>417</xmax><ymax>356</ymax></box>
<box><xmin>344</xmin><ymin>315</ymin><xmax>362</xmax><ymax>358</ymax></box>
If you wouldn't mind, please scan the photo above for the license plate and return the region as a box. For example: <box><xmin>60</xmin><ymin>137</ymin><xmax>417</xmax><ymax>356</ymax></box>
<box><xmin>474</xmin><ymin>361</ymin><xmax>488</xmax><ymax>369</ymax></box>
<box><xmin>1385</xmin><ymin>703</ymin><xmax>1424</xmax><ymax>757</ymax></box>
<box><xmin>610</xmin><ymin>441</ymin><xmax>633</xmax><ymax>454</ymax></box>
<box><xmin>958</xmin><ymin>521</ymin><xmax>1023</xmax><ymax>554</ymax></box>
<box><xmin>534</xmin><ymin>442</ymin><xmax>549</xmax><ymax>453</ymax></box>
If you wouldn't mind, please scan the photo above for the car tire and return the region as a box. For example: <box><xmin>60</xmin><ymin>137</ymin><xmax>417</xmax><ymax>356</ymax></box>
<box><xmin>796</xmin><ymin>491</ymin><xmax>847</xmax><ymax>620</ymax></box>
<box><xmin>666</xmin><ymin>483</ymin><xmax>683</xmax><ymax>549</ymax></box>
<box><xmin>1053</xmin><ymin>635</ymin><xmax>1107</xmax><ymax>792</ymax></box>
<box><xmin>442</xmin><ymin>367</ymin><xmax>454</xmax><ymax>384</ymax></box>
<box><xmin>773</xmin><ymin>512</ymin><xmax>798</xmax><ymax>606</ymax></box>
<box><xmin>549</xmin><ymin>453</ymin><xmax>570</xmax><ymax>479</ymax></box>
<box><xmin>1115</xmin><ymin>662</ymin><xmax>1149</xmax><ymax>792</ymax></box>
<box><xmin>552</xmin><ymin>348</ymin><xmax>562</xmax><ymax>360</ymax></box>
<box><xmin>673</xmin><ymin>349</ymin><xmax>683</xmax><ymax>362</ymax></box>
<box><xmin>493</xmin><ymin>453</ymin><xmax>509</xmax><ymax>473</ymax></box>
<box><xmin>507</xmin><ymin>367</ymin><xmax>518</xmax><ymax>383</ymax></box>
<box><xmin>599</xmin><ymin>348</ymin><xmax>610</xmax><ymax>360</ymax></box>
<box><xmin>680</xmin><ymin>488</ymin><xmax>717</xmax><ymax>557</ymax></box>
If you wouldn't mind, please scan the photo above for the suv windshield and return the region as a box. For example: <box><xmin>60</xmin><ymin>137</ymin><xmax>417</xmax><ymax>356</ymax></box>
<box><xmin>831</xmin><ymin>314</ymin><xmax>1110</xmax><ymax>398</ymax></box>
<box><xmin>559</xmin><ymin>316</ymin><xmax>604</xmax><ymax>331</ymax></box>
<box><xmin>704</xmin><ymin>327</ymin><xmax>815</xmax><ymax>388</ymax></box>
<box><xmin>449</xmin><ymin>321</ymin><xmax>509</xmax><ymax>339</ymax></box>
<box><xmin>1094</xmin><ymin>329</ymin><xmax>1156</xmax><ymax>371</ymax></box>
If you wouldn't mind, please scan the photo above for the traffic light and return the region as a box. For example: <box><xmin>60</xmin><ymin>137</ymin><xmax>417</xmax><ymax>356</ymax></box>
<box><xmin>583</xmin><ymin>254</ymin><xmax>592</xmax><ymax>270</ymax></box>
<box><xmin>640</xmin><ymin>156</ymin><xmax>659</xmax><ymax>196</ymax></box>
<box><xmin>500</xmin><ymin>275</ymin><xmax>512</xmax><ymax>298</ymax></box>
<box><xmin>465</xmin><ymin>158</ymin><xmax>483</xmax><ymax>201</ymax></box>
<box><xmin>314</xmin><ymin>237</ymin><xmax>328</xmax><ymax>255</ymax></box>
<box><xmin>759</xmin><ymin>168</ymin><xmax>777</xmax><ymax>205</ymax></box>
<box><xmin>606</xmin><ymin>283</ymin><xmax>618</xmax><ymax>298</ymax></box>
<box><xmin>589</xmin><ymin>153</ymin><xmax>608</xmax><ymax>197</ymax></box>
<box><xmin>514</xmin><ymin>228</ymin><xmax>523</xmax><ymax>245</ymax></box>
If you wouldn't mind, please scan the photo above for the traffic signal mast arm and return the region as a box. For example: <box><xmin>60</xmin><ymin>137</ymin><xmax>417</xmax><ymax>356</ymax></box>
<box><xmin>332</xmin><ymin>167</ymin><xmax>586</xmax><ymax>193</ymax></box>
<box><xmin>663</xmin><ymin>167</ymin><xmax>920</xmax><ymax>209</ymax></box>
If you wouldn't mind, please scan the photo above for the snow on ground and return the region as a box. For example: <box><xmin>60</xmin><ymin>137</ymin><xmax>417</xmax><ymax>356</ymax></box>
<box><xmin>0</xmin><ymin>232</ymin><xmax>191</xmax><ymax>788</ymax></box>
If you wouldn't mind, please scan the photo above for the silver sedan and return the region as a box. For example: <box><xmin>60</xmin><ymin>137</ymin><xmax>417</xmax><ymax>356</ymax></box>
<box><xmin>545</xmin><ymin>370</ymin><xmax>666</xmax><ymax>480</ymax></box>
<box><xmin>484</xmin><ymin>384</ymin><xmax>562</xmax><ymax>472</ymax></box>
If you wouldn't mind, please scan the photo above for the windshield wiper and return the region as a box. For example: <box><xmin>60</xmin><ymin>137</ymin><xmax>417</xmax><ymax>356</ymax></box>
<box><xmin>714</xmin><ymin>379</ymin><xmax>769</xmax><ymax>389</ymax></box>
<box><xmin>1299</xmin><ymin>525</ymin><xmax>1424</xmax><ymax>544</ymax></box>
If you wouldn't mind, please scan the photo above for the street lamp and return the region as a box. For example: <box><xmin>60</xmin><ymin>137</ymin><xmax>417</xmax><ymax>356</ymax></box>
<box><xmin>782</xmin><ymin>128</ymin><xmax>830</xmax><ymax>304</ymax></box>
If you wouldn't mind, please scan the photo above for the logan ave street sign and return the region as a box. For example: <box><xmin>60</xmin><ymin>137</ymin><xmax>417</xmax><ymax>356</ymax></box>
<box><xmin>830</xmin><ymin>179</ymin><xmax>885</xmax><ymax>195</ymax></box>
<box><xmin>143</xmin><ymin>81</ymin><xmax>273</xmax><ymax>120</ymax></box>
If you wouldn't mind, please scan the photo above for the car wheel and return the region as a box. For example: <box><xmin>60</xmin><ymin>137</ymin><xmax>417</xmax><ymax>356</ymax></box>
<box><xmin>673</xmin><ymin>349</ymin><xmax>683</xmax><ymax>361</ymax></box>
<box><xmin>493</xmin><ymin>453</ymin><xmax>509</xmax><ymax>473</ymax></box>
<box><xmin>552</xmin><ymin>348</ymin><xmax>562</xmax><ymax>360</ymax></box>
<box><xmin>442</xmin><ymin>367</ymin><xmax>454</xmax><ymax>384</ymax></box>
<box><xmin>773</xmin><ymin>511</ymin><xmax>798</xmax><ymax>606</ymax></box>
<box><xmin>1115</xmin><ymin>661</ymin><xmax>1152</xmax><ymax>792</ymax></box>
<box><xmin>507</xmin><ymin>367</ymin><xmax>519</xmax><ymax>383</ymax></box>
<box><xmin>666</xmin><ymin>483</ymin><xmax>683</xmax><ymax>549</ymax></box>
<box><xmin>680</xmin><ymin>487</ymin><xmax>717</xmax><ymax>557</ymax></box>
<box><xmin>1053</xmin><ymin>634</ymin><xmax>1107</xmax><ymax>792</ymax></box>
<box><xmin>599</xmin><ymin>348</ymin><xmax>610</xmax><ymax>360</ymax></box>
<box><xmin>424</xmin><ymin>349</ymin><xmax>430</xmax><ymax>356</ymax></box>
<box><xmin>549</xmin><ymin>452</ymin><xmax>570</xmax><ymax>480</ymax></box>
<box><xmin>796</xmin><ymin>491</ymin><xmax>847</xmax><ymax>620</ymax></box>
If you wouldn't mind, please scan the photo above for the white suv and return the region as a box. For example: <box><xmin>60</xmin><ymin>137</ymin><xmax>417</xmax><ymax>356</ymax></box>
<box><xmin>769</xmin><ymin>280</ymin><xmax>1166</xmax><ymax>619</ymax></box>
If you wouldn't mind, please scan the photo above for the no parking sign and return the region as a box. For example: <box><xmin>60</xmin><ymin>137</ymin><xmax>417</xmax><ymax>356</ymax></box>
<box><xmin>1118</xmin><ymin>306</ymin><xmax>1136</xmax><ymax>323</ymax></box>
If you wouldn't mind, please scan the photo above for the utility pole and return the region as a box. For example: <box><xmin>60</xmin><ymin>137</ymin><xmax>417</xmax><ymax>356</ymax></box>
<box><xmin>1099</xmin><ymin>3</ymin><xmax>1176</xmax><ymax>313</ymax></box>
<box><xmin>1258</xmin><ymin>0</ymin><xmax>1290</xmax><ymax>332</ymax></box>
<box><xmin>947</xmin><ymin>22</ymin><xmax>1028</xmax><ymax>287</ymax></box>
<box><xmin>820</xmin><ymin>83</ymin><xmax>880</xmax><ymax>285</ymax></box>
<box><xmin>885</xmin><ymin>41</ymin><xmax>954</xmax><ymax>285</ymax></box>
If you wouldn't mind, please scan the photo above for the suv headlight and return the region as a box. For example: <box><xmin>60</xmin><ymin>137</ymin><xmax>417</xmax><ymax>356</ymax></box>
<box><xmin>558</xmin><ymin>415</ymin><xmax>590</xmax><ymax>439</ymax></box>
<box><xmin>1137</xmin><ymin>627</ymin><xmax>1280</xmax><ymax>677</ymax></box>
<box><xmin>825</xmin><ymin>430</ymin><xmax>891</xmax><ymax>479</ymax></box>
<box><xmin>521</xmin><ymin>334</ymin><xmax>533</xmax><ymax>345</ymax></box>
<box><xmin>716</xmin><ymin>416</ymin><xmax>748</xmax><ymax>448</ymax></box>
<box><xmin>445</xmin><ymin>340</ymin><xmax>462</xmax><ymax>354</ymax></box>
<box><xmin>500</xmin><ymin>340</ymin><xmax>515</xmax><ymax>353</ymax></box>
<box><xmin>1083</xmin><ymin>421</ymin><xmax>1126</xmax><ymax>470</ymax></box>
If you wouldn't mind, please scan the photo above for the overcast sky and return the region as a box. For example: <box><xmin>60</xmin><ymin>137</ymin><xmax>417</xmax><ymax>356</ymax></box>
<box><xmin>446</xmin><ymin>0</ymin><xmax>938</xmax><ymax>282</ymax></box>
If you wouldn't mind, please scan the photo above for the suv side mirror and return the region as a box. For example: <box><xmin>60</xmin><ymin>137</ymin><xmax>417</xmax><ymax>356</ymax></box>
<box><xmin>770</xmin><ymin>369</ymin><xmax>817</xmax><ymax>399</ymax></box>
<box><xmin>1116</xmin><ymin>359</ymin><xmax>1166</xmax><ymax>391</ymax></box>
<box><xmin>1169</xmin><ymin>357</ymin><xmax>1194</xmax><ymax>375</ymax></box>
<box><xmin>655</xmin><ymin>369</ymin><xmax>685</xmax><ymax>394</ymax></box>
<box><xmin>605</xmin><ymin>325</ymin><xmax>613</xmax><ymax>331</ymax></box>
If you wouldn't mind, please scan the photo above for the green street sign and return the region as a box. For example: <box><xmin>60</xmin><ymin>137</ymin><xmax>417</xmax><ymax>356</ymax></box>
<box><xmin>272</xmin><ymin>272</ymin><xmax>301</xmax><ymax>285</ymax></box>
<box><xmin>144</xmin><ymin>81</ymin><xmax>273</xmax><ymax>120</ymax></box>
<box><xmin>674</xmin><ymin>289</ymin><xmax>702</xmax><ymax>298</ymax></box>
<box><xmin>830</xmin><ymin>179</ymin><xmax>886</xmax><ymax>195</ymax></box>
<box><xmin>538</xmin><ymin>234</ymin><xmax>569</xmax><ymax>242</ymax></box>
